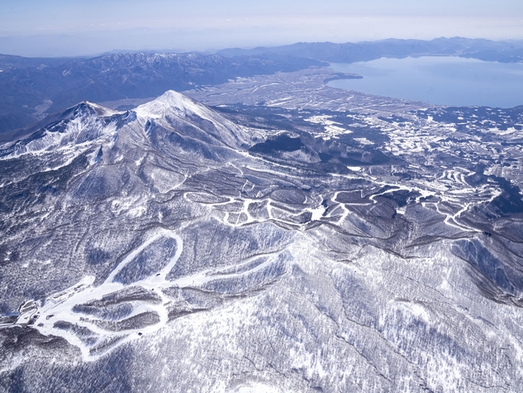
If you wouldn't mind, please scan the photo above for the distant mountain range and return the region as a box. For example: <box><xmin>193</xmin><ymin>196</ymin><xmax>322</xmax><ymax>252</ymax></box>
<box><xmin>217</xmin><ymin>37</ymin><xmax>523</xmax><ymax>63</ymax></box>
<box><xmin>1</xmin><ymin>37</ymin><xmax>522</xmax><ymax>139</ymax></box>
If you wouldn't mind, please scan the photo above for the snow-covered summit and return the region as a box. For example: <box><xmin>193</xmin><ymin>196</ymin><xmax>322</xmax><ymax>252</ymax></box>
<box><xmin>50</xmin><ymin>101</ymin><xmax>121</xmax><ymax>124</ymax></box>
<box><xmin>134</xmin><ymin>90</ymin><xmax>206</xmax><ymax>119</ymax></box>
<box><xmin>134</xmin><ymin>90</ymin><xmax>251</xmax><ymax>148</ymax></box>
<box><xmin>0</xmin><ymin>101</ymin><xmax>120</xmax><ymax>159</ymax></box>
<box><xmin>82</xmin><ymin>101</ymin><xmax>122</xmax><ymax>118</ymax></box>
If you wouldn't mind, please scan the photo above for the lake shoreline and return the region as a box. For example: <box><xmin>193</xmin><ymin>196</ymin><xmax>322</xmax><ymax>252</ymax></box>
<box><xmin>327</xmin><ymin>57</ymin><xmax>523</xmax><ymax>108</ymax></box>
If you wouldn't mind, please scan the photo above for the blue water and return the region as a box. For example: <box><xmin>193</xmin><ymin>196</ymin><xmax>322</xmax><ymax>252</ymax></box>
<box><xmin>328</xmin><ymin>57</ymin><xmax>523</xmax><ymax>108</ymax></box>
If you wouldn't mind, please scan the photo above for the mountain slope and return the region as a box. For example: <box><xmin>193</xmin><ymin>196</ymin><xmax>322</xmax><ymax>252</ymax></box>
<box><xmin>1</xmin><ymin>90</ymin><xmax>523</xmax><ymax>392</ymax></box>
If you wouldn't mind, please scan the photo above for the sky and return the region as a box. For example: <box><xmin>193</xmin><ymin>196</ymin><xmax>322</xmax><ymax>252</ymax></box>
<box><xmin>1</xmin><ymin>0</ymin><xmax>522</xmax><ymax>57</ymax></box>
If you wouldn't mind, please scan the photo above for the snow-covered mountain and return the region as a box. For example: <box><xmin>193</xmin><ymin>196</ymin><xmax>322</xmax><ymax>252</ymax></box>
<box><xmin>1</xmin><ymin>89</ymin><xmax>523</xmax><ymax>392</ymax></box>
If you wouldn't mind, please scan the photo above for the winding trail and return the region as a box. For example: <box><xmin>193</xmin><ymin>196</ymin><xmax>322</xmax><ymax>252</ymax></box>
<box><xmin>32</xmin><ymin>229</ymin><xmax>183</xmax><ymax>361</ymax></box>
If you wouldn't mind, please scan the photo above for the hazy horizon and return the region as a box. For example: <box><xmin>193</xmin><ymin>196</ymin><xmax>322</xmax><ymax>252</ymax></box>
<box><xmin>1</xmin><ymin>0</ymin><xmax>522</xmax><ymax>57</ymax></box>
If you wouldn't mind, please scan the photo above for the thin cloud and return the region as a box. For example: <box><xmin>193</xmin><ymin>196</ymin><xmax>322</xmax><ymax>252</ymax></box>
<box><xmin>0</xmin><ymin>1</ymin><xmax>522</xmax><ymax>56</ymax></box>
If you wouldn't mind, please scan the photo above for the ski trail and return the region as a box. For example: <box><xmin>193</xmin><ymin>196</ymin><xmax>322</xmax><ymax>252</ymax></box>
<box><xmin>24</xmin><ymin>226</ymin><xmax>287</xmax><ymax>362</ymax></box>
<box><xmin>31</xmin><ymin>228</ymin><xmax>183</xmax><ymax>362</ymax></box>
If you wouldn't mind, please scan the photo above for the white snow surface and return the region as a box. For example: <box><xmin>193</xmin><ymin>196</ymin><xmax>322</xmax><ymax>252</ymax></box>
<box><xmin>32</xmin><ymin>229</ymin><xmax>183</xmax><ymax>361</ymax></box>
<box><xmin>134</xmin><ymin>90</ymin><xmax>251</xmax><ymax>148</ymax></box>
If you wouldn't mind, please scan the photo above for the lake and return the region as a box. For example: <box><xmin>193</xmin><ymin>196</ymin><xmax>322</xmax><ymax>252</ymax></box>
<box><xmin>328</xmin><ymin>57</ymin><xmax>523</xmax><ymax>108</ymax></box>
